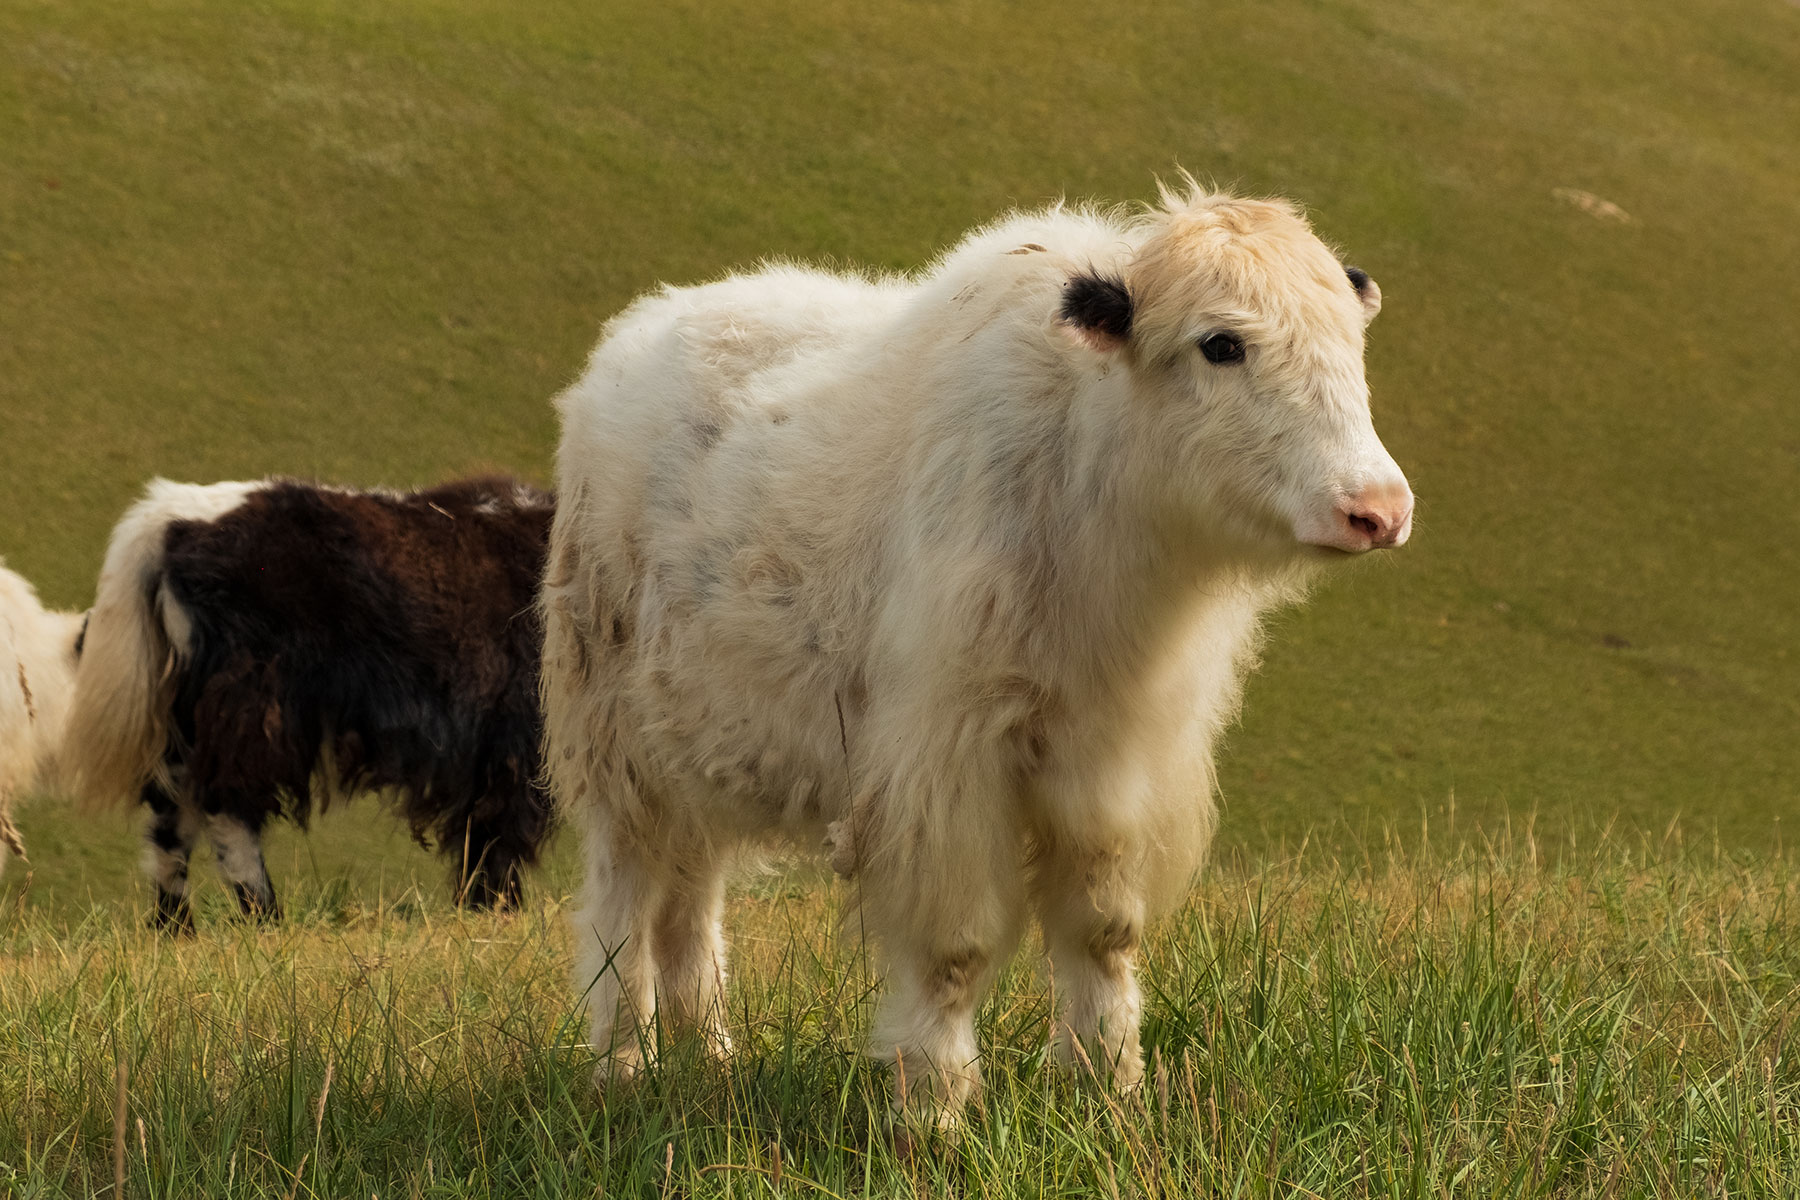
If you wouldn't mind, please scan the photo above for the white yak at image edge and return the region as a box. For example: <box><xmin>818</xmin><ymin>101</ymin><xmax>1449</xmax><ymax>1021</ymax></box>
<box><xmin>0</xmin><ymin>563</ymin><xmax>84</xmax><ymax>878</ymax></box>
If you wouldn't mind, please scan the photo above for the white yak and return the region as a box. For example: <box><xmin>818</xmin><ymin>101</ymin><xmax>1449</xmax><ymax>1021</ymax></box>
<box><xmin>542</xmin><ymin>182</ymin><xmax>1412</xmax><ymax>1123</ymax></box>
<box><xmin>0</xmin><ymin>563</ymin><xmax>84</xmax><ymax>878</ymax></box>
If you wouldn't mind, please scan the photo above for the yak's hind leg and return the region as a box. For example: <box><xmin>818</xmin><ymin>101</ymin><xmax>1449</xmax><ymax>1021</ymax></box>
<box><xmin>0</xmin><ymin>787</ymin><xmax>22</xmax><ymax>876</ymax></box>
<box><xmin>1032</xmin><ymin>841</ymin><xmax>1147</xmax><ymax>1090</ymax></box>
<box><xmin>203</xmin><ymin>808</ymin><xmax>279</xmax><ymax>920</ymax></box>
<box><xmin>142</xmin><ymin>774</ymin><xmax>202</xmax><ymax>935</ymax></box>
<box><xmin>652</xmin><ymin>842</ymin><xmax>734</xmax><ymax>1059</ymax></box>
<box><xmin>573</xmin><ymin>813</ymin><xmax>666</xmax><ymax>1088</ymax></box>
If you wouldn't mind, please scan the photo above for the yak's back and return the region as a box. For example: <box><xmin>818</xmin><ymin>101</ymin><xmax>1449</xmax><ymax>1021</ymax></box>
<box><xmin>162</xmin><ymin>476</ymin><xmax>551</xmax><ymax>660</ymax></box>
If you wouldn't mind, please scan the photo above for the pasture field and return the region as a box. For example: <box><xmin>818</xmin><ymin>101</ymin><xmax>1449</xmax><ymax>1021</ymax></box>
<box><xmin>4</xmin><ymin>834</ymin><xmax>1798</xmax><ymax>1197</ymax></box>
<box><xmin>3</xmin><ymin>0</ymin><xmax>1798</xmax><ymax>1195</ymax></box>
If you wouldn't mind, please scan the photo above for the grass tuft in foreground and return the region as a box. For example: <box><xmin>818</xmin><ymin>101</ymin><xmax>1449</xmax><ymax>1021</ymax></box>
<box><xmin>3</xmin><ymin>832</ymin><xmax>1796</xmax><ymax>1196</ymax></box>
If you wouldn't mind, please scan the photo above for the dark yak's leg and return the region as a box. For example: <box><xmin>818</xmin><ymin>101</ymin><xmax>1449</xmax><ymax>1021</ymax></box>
<box><xmin>203</xmin><ymin>808</ymin><xmax>280</xmax><ymax>921</ymax></box>
<box><xmin>143</xmin><ymin>773</ymin><xmax>201</xmax><ymax>935</ymax></box>
<box><xmin>453</xmin><ymin>816</ymin><xmax>530</xmax><ymax>911</ymax></box>
<box><xmin>450</xmin><ymin>771</ymin><xmax>556</xmax><ymax>911</ymax></box>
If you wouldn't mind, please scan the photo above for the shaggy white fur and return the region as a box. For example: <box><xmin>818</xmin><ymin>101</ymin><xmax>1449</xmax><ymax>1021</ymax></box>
<box><xmin>0</xmin><ymin>563</ymin><xmax>84</xmax><ymax>877</ymax></box>
<box><xmin>543</xmin><ymin>184</ymin><xmax>1412</xmax><ymax>1123</ymax></box>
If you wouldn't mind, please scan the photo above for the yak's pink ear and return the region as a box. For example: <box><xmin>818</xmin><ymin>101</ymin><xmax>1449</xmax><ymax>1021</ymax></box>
<box><xmin>1346</xmin><ymin>266</ymin><xmax>1381</xmax><ymax>325</ymax></box>
<box><xmin>1059</xmin><ymin>271</ymin><xmax>1133</xmax><ymax>352</ymax></box>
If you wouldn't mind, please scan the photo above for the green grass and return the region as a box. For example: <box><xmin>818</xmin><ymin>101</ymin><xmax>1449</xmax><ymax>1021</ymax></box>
<box><xmin>1</xmin><ymin>0</ymin><xmax>1796</xmax><ymax>850</ymax></box>
<box><xmin>4</xmin><ymin>836</ymin><xmax>1797</xmax><ymax>1197</ymax></box>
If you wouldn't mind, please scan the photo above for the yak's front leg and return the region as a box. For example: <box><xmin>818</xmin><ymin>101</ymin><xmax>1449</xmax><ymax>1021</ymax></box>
<box><xmin>203</xmin><ymin>810</ymin><xmax>279</xmax><ymax>920</ymax></box>
<box><xmin>1033</xmin><ymin>841</ymin><xmax>1147</xmax><ymax>1090</ymax></box>
<box><xmin>452</xmin><ymin>815</ymin><xmax>531</xmax><ymax>911</ymax></box>
<box><xmin>141</xmin><ymin>776</ymin><xmax>202</xmax><ymax>934</ymax></box>
<box><xmin>861</xmin><ymin>759</ymin><xmax>1028</xmax><ymax>1128</ymax></box>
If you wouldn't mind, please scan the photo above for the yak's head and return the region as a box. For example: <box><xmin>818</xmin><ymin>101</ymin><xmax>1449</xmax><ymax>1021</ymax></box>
<box><xmin>1060</xmin><ymin>185</ymin><xmax>1412</xmax><ymax>559</ymax></box>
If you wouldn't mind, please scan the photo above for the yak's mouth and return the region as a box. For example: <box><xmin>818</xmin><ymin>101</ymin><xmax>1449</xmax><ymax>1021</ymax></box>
<box><xmin>1293</xmin><ymin>486</ymin><xmax>1413</xmax><ymax>555</ymax></box>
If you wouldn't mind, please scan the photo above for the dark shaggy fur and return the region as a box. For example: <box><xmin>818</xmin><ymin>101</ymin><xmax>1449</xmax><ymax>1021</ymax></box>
<box><xmin>144</xmin><ymin>476</ymin><xmax>554</xmax><ymax>925</ymax></box>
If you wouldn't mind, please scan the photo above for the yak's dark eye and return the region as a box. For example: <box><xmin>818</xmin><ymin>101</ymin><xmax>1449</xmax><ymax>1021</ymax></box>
<box><xmin>1198</xmin><ymin>332</ymin><xmax>1246</xmax><ymax>365</ymax></box>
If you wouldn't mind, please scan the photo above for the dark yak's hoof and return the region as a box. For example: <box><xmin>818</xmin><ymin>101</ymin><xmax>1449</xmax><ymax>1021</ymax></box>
<box><xmin>231</xmin><ymin>882</ymin><xmax>281</xmax><ymax>923</ymax></box>
<box><xmin>456</xmin><ymin>870</ymin><xmax>524</xmax><ymax>913</ymax></box>
<box><xmin>150</xmin><ymin>893</ymin><xmax>196</xmax><ymax>937</ymax></box>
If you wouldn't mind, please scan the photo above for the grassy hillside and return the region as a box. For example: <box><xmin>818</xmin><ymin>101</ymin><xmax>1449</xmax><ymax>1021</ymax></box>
<box><xmin>3</xmin><ymin>0</ymin><xmax>1797</xmax><ymax>878</ymax></box>
<box><xmin>7</xmin><ymin>840</ymin><xmax>1798</xmax><ymax>1197</ymax></box>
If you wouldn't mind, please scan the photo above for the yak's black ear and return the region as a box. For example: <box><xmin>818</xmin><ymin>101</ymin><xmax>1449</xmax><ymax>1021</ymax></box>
<box><xmin>1345</xmin><ymin>266</ymin><xmax>1382</xmax><ymax>324</ymax></box>
<box><xmin>1059</xmin><ymin>271</ymin><xmax>1133</xmax><ymax>352</ymax></box>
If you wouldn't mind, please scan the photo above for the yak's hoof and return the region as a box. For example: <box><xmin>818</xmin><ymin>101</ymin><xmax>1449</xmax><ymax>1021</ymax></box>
<box><xmin>823</xmin><ymin>820</ymin><xmax>858</xmax><ymax>879</ymax></box>
<box><xmin>230</xmin><ymin>882</ymin><xmax>281</xmax><ymax>923</ymax></box>
<box><xmin>150</xmin><ymin>902</ymin><xmax>196</xmax><ymax>937</ymax></box>
<box><xmin>593</xmin><ymin>1048</ymin><xmax>649</xmax><ymax>1098</ymax></box>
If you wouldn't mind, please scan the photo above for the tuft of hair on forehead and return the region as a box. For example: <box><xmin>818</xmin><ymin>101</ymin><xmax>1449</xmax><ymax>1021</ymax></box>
<box><xmin>1152</xmin><ymin>171</ymin><xmax>1305</xmax><ymax>228</ymax></box>
<box><xmin>1123</xmin><ymin>176</ymin><xmax>1365</xmax><ymax>360</ymax></box>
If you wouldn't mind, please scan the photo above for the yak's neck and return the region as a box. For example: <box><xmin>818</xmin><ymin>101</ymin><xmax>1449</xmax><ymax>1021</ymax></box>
<box><xmin>1064</xmin><ymin>516</ymin><xmax>1252</xmax><ymax>676</ymax></box>
<box><xmin>1025</xmin><ymin>420</ymin><xmax>1293</xmax><ymax>707</ymax></box>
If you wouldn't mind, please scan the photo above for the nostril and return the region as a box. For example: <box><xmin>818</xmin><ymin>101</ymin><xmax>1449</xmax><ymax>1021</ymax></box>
<box><xmin>1347</xmin><ymin>512</ymin><xmax>1380</xmax><ymax>538</ymax></box>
